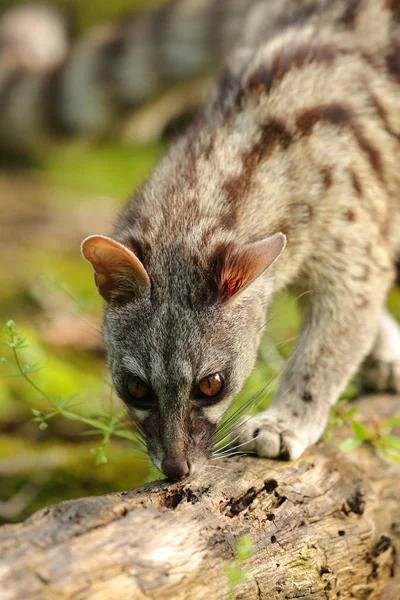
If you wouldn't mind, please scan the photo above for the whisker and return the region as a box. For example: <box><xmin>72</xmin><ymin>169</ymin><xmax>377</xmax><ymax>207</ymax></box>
<box><xmin>215</xmin><ymin>325</ymin><xmax>311</xmax><ymax>449</ymax></box>
<box><xmin>212</xmin><ymin>451</ymin><xmax>257</xmax><ymax>459</ymax></box>
<box><xmin>64</xmin><ymin>310</ymin><xmax>103</xmax><ymax>337</ymax></box>
<box><xmin>214</xmin><ymin>434</ymin><xmax>261</xmax><ymax>456</ymax></box>
<box><xmin>215</xmin><ymin>372</ymin><xmax>280</xmax><ymax>443</ymax></box>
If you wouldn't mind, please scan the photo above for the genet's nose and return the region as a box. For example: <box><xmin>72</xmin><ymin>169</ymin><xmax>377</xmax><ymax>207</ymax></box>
<box><xmin>161</xmin><ymin>456</ymin><xmax>190</xmax><ymax>481</ymax></box>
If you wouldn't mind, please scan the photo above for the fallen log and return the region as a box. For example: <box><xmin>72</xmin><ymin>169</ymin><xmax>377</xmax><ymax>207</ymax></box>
<box><xmin>0</xmin><ymin>395</ymin><xmax>399</xmax><ymax>600</ymax></box>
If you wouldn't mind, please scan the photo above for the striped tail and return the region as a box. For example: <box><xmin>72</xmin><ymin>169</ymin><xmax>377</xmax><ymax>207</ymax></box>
<box><xmin>0</xmin><ymin>0</ymin><xmax>338</xmax><ymax>150</ymax></box>
<box><xmin>0</xmin><ymin>0</ymin><xmax>262</xmax><ymax>149</ymax></box>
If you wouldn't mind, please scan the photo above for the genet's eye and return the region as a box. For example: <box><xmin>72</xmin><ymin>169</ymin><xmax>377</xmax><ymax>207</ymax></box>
<box><xmin>125</xmin><ymin>375</ymin><xmax>153</xmax><ymax>409</ymax></box>
<box><xmin>196</xmin><ymin>373</ymin><xmax>224</xmax><ymax>400</ymax></box>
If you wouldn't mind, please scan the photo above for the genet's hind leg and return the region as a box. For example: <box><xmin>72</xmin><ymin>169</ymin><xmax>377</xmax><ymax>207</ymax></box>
<box><xmin>359</xmin><ymin>309</ymin><xmax>400</xmax><ymax>393</ymax></box>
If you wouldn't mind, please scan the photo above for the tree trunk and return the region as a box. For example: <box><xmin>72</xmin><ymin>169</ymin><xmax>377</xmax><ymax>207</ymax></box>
<box><xmin>0</xmin><ymin>395</ymin><xmax>399</xmax><ymax>600</ymax></box>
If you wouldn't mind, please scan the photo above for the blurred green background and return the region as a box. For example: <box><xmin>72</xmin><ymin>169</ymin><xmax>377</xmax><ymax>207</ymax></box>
<box><xmin>1</xmin><ymin>0</ymin><xmax>399</xmax><ymax>526</ymax></box>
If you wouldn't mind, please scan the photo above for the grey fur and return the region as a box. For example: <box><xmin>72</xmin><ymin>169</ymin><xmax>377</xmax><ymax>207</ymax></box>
<box><xmin>81</xmin><ymin>0</ymin><xmax>400</xmax><ymax>476</ymax></box>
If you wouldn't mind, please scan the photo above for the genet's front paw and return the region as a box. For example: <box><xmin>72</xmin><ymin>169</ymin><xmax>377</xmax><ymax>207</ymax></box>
<box><xmin>232</xmin><ymin>411</ymin><xmax>314</xmax><ymax>460</ymax></box>
<box><xmin>360</xmin><ymin>356</ymin><xmax>400</xmax><ymax>393</ymax></box>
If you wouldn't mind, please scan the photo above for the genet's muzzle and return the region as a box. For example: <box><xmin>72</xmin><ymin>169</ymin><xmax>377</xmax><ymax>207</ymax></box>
<box><xmin>161</xmin><ymin>456</ymin><xmax>190</xmax><ymax>481</ymax></box>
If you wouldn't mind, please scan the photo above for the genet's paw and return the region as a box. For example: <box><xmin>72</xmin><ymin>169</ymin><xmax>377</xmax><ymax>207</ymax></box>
<box><xmin>232</xmin><ymin>412</ymin><xmax>311</xmax><ymax>461</ymax></box>
<box><xmin>360</xmin><ymin>311</ymin><xmax>400</xmax><ymax>393</ymax></box>
<box><xmin>360</xmin><ymin>356</ymin><xmax>400</xmax><ymax>393</ymax></box>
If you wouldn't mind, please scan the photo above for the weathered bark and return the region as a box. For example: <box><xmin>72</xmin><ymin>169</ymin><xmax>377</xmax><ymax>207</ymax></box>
<box><xmin>0</xmin><ymin>395</ymin><xmax>399</xmax><ymax>600</ymax></box>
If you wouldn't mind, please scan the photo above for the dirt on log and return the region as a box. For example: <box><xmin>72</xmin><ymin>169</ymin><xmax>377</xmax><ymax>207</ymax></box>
<box><xmin>0</xmin><ymin>395</ymin><xmax>399</xmax><ymax>600</ymax></box>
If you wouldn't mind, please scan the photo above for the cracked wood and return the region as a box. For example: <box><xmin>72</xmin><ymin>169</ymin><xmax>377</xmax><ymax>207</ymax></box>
<box><xmin>0</xmin><ymin>394</ymin><xmax>399</xmax><ymax>600</ymax></box>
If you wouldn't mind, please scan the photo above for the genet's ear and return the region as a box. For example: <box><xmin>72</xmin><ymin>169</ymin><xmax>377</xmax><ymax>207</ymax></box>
<box><xmin>81</xmin><ymin>235</ymin><xmax>150</xmax><ymax>303</ymax></box>
<box><xmin>213</xmin><ymin>232</ymin><xmax>286</xmax><ymax>303</ymax></box>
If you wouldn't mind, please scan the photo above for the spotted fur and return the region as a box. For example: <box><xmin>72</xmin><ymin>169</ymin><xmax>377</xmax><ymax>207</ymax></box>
<box><xmin>81</xmin><ymin>0</ymin><xmax>400</xmax><ymax>476</ymax></box>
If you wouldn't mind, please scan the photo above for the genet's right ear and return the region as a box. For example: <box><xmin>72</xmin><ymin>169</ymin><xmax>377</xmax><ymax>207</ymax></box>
<box><xmin>212</xmin><ymin>232</ymin><xmax>286</xmax><ymax>304</ymax></box>
<box><xmin>81</xmin><ymin>235</ymin><xmax>150</xmax><ymax>303</ymax></box>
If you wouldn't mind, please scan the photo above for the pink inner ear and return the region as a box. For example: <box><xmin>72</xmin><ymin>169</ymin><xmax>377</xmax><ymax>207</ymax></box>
<box><xmin>218</xmin><ymin>256</ymin><xmax>257</xmax><ymax>300</ymax></box>
<box><xmin>81</xmin><ymin>235</ymin><xmax>150</xmax><ymax>301</ymax></box>
<box><xmin>215</xmin><ymin>233</ymin><xmax>286</xmax><ymax>303</ymax></box>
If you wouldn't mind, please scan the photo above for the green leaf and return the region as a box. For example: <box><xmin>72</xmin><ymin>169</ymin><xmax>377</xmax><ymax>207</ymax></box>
<box><xmin>377</xmin><ymin>447</ymin><xmax>400</xmax><ymax>464</ymax></box>
<box><xmin>339</xmin><ymin>437</ymin><xmax>363</xmax><ymax>453</ymax></box>
<box><xmin>31</xmin><ymin>408</ymin><xmax>42</xmax><ymax>417</ymax></box>
<box><xmin>224</xmin><ymin>564</ymin><xmax>249</xmax><ymax>586</ymax></box>
<box><xmin>235</xmin><ymin>536</ymin><xmax>253</xmax><ymax>561</ymax></box>
<box><xmin>382</xmin><ymin>416</ymin><xmax>400</xmax><ymax>428</ymax></box>
<box><xmin>339</xmin><ymin>408</ymin><xmax>359</xmax><ymax>419</ymax></box>
<box><xmin>380</xmin><ymin>434</ymin><xmax>400</xmax><ymax>452</ymax></box>
<box><xmin>351</xmin><ymin>420</ymin><xmax>368</xmax><ymax>441</ymax></box>
<box><xmin>61</xmin><ymin>412</ymin><xmax>81</xmax><ymax>421</ymax></box>
<box><xmin>81</xmin><ymin>430</ymin><xmax>104</xmax><ymax>436</ymax></box>
<box><xmin>114</xmin><ymin>429</ymin><xmax>140</xmax><ymax>442</ymax></box>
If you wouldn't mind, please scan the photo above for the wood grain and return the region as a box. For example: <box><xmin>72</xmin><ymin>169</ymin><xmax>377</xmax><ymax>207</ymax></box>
<box><xmin>1</xmin><ymin>395</ymin><xmax>399</xmax><ymax>600</ymax></box>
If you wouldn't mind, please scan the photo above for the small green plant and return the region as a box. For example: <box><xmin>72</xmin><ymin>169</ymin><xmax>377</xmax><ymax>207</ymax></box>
<box><xmin>224</xmin><ymin>535</ymin><xmax>253</xmax><ymax>599</ymax></box>
<box><xmin>0</xmin><ymin>320</ymin><xmax>145</xmax><ymax>465</ymax></box>
<box><xmin>324</xmin><ymin>398</ymin><xmax>360</xmax><ymax>442</ymax></box>
<box><xmin>339</xmin><ymin>417</ymin><xmax>400</xmax><ymax>463</ymax></box>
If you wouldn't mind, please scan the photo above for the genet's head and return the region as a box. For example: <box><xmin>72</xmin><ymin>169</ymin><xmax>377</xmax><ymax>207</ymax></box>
<box><xmin>81</xmin><ymin>232</ymin><xmax>285</xmax><ymax>480</ymax></box>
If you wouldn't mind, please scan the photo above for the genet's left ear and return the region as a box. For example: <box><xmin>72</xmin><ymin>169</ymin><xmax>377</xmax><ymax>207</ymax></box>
<box><xmin>213</xmin><ymin>232</ymin><xmax>286</xmax><ymax>303</ymax></box>
<box><xmin>81</xmin><ymin>235</ymin><xmax>150</xmax><ymax>303</ymax></box>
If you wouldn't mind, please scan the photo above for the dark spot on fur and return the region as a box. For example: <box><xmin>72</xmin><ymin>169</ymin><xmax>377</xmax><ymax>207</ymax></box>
<box><xmin>361</xmin><ymin>265</ymin><xmax>370</xmax><ymax>281</ymax></box>
<box><xmin>297</xmin><ymin>103</ymin><xmax>384</xmax><ymax>181</ymax></box>
<box><xmin>271</xmin><ymin>535</ymin><xmax>277</xmax><ymax>543</ymax></box>
<box><xmin>248</xmin><ymin>66</ymin><xmax>273</xmax><ymax>95</ymax></box>
<box><xmin>303</xmin><ymin>373</ymin><xmax>311</xmax><ymax>383</ymax></box>
<box><xmin>222</xmin><ymin>119</ymin><xmax>292</xmax><ymax>208</ymax></box>
<box><xmin>386</xmin><ymin>45</ymin><xmax>400</xmax><ymax>84</ymax></box>
<box><xmin>220</xmin><ymin>209</ymin><xmax>238</xmax><ymax>230</ymax></box>
<box><xmin>137</xmin><ymin>216</ymin><xmax>151</xmax><ymax>235</ymax></box>
<box><xmin>267</xmin><ymin>512</ymin><xmax>275</xmax><ymax>521</ymax></box>
<box><xmin>302</xmin><ymin>391</ymin><xmax>313</xmax><ymax>403</ymax></box>
<box><xmin>265</xmin><ymin>479</ymin><xmax>278</xmax><ymax>493</ymax></box>
<box><xmin>357</xmin><ymin>297</ymin><xmax>370</xmax><ymax>309</ymax></box>
<box><xmin>345</xmin><ymin>209</ymin><xmax>356</xmax><ymax>222</ymax></box>
<box><xmin>335</xmin><ymin>238</ymin><xmax>344</xmax><ymax>252</ymax></box>
<box><xmin>292</xmin><ymin>411</ymin><xmax>299</xmax><ymax>418</ymax></box>
<box><xmin>338</xmin><ymin>530</ymin><xmax>346</xmax><ymax>536</ymax></box>
<box><xmin>253</xmin><ymin>428</ymin><xmax>260</xmax><ymax>440</ymax></box>
<box><xmin>203</xmin><ymin>131</ymin><xmax>216</xmax><ymax>161</ymax></box>
<box><xmin>368</xmin><ymin>88</ymin><xmax>400</xmax><ymax>141</ymax></box>
<box><xmin>338</xmin><ymin>0</ymin><xmax>362</xmax><ymax>28</ymax></box>
<box><xmin>368</xmin><ymin>89</ymin><xmax>389</xmax><ymax>126</ymax></box>
<box><xmin>216</xmin><ymin>64</ymin><xmax>244</xmax><ymax>111</ymax></box>
<box><xmin>320</xmin><ymin>566</ymin><xmax>331</xmax><ymax>575</ymax></box>
<box><xmin>386</xmin><ymin>0</ymin><xmax>400</xmax><ymax>21</ymax></box>
<box><xmin>354</xmin><ymin>265</ymin><xmax>371</xmax><ymax>281</ymax></box>
<box><xmin>350</xmin><ymin>170</ymin><xmax>362</xmax><ymax>196</ymax></box>
<box><xmin>201</xmin><ymin>225</ymin><xmax>219</xmax><ymax>245</ymax></box>
<box><xmin>296</xmin><ymin>103</ymin><xmax>350</xmax><ymax>135</ymax></box>
<box><xmin>352</xmin><ymin>129</ymin><xmax>384</xmax><ymax>181</ymax></box>
<box><xmin>322</xmin><ymin>166</ymin><xmax>333</xmax><ymax>189</ymax></box>
<box><xmin>249</xmin><ymin>41</ymin><xmax>338</xmax><ymax>95</ymax></box>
